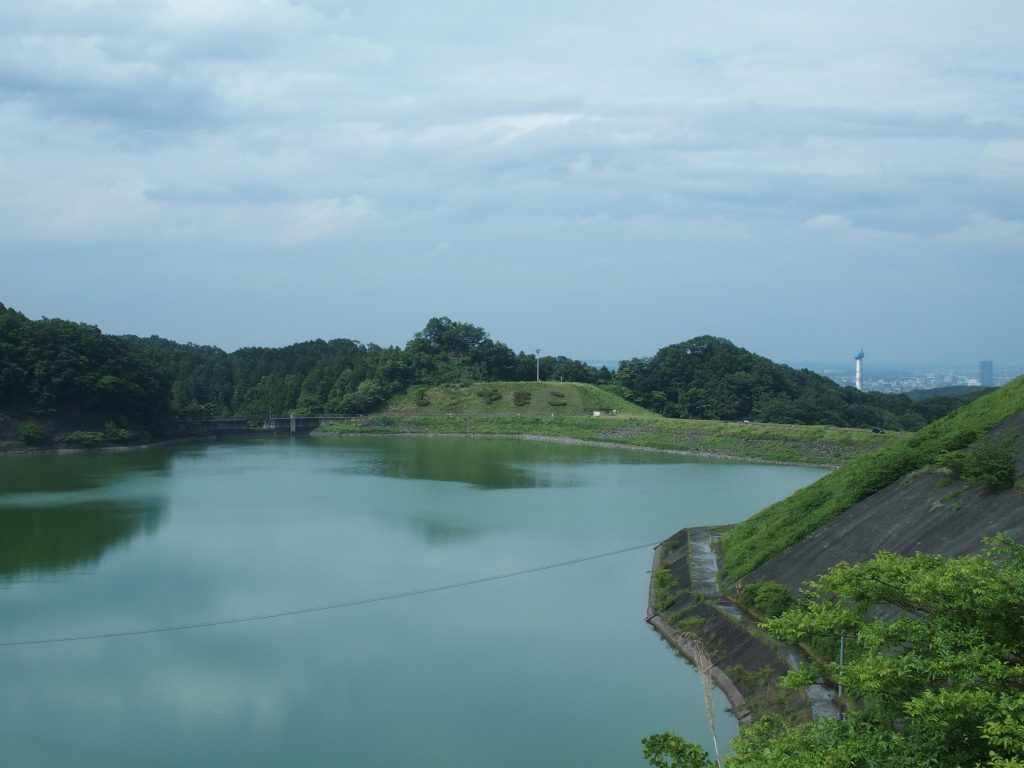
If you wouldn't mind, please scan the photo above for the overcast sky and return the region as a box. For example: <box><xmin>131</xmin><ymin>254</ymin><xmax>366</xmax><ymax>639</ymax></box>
<box><xmin>2</xmin><ymin>1</ymin><xmax>1021</xmax><ymax>366</ymax></box>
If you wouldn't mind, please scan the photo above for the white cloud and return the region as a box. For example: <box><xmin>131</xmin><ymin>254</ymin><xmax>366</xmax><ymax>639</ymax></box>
<box><xmin>802</xmin><ymin>214</ymin><xmax>852</xmax><ymax>231</ymax></box>
<box><xmin>2</xmin><ymin>0</ymin><xmax>1023</xmax><ymax>362</ymax></box>
<box><xmin>281</xmin><ymin>196</ymin><xmax>378</xmax><ymax>244</ymax></box>
<box><xmin>417</xmin><ymin>113</ymin><xmax>582</xmax><ymax>148</ymax></box>
<box><xmin>0</xmin><ymin>175</ymin><xmax>154</xmax><ymax>241</ymax></box>
<box><xmin>943</xmin><ymin>213</ymin><xmax>1024</xmax><ymax>244</ymax></box>
<box><xmin>983</xmin><ymin>140</ymin><xmax>1024</xmax><ymax>163</ymax></box>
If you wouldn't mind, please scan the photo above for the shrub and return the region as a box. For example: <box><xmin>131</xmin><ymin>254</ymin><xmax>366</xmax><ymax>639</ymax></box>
<box><xmin>672</xmin><ymin>615</ymin><xmax>706</xmax><ymax>633</ymax></box>
<box><xmin>58</xmin><ymin>430</ymin><xmax>106</xmax><ymax>446</ymax></box>
<box><xmin>652</xmin><ymin>567</ymin><xmax>678</xmax><ymax>612</ymax></box>
<box><xmin>959</xmin><ymin>432</ymin><xmax>1019</xmax><ymax>492</ymax></box>
<box><xmin>513</xmin><ymin>390</ymin><xmax>531</xmax><ymax>407</ymax></box>
<box><xmin>103</xmin><ymin>422</ymin><xmax>135</xmax><ymax>442</ymax></box>
<box><xmin>476</xmin><ymin>387</ymin><xmax>502</xmax><ymax>404</ymax></box>
<box><xmin>19</xmin><ymin>422</ymin><xmax>47</xmax><ymax>447</ymax></box>
<box><xmin>737</xmin><ymin>581</ymin><xmax>795</xmax><ymax>619</ymax></box>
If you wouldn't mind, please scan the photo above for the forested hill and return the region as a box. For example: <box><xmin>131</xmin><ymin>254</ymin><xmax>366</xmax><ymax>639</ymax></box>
<box><xmin>1</xmin><ymin>304</ymin><xmax>987</xmax><ymax>445</ymax></box>
<box><xmin>0</xmin><ymin>309</ymin><xmax>611</xmax><ymax>442</ymax></box>
<box><xmin>126</xmin><ymin>316</ymin><xmax>611</xmax><ymax>419</ymax></box>
<box><xmin>615</xmin><ymin>335</ymin><xmax>987</xmax><ymax>431</ymax></box>
<box><xmin>0</xmin><ymin>303</ymin><xmax>173</xmax><ymax>439</ymax></box>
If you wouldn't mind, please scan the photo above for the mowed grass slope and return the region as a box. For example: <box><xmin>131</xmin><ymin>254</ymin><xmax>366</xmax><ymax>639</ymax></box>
<box><xmin>317</xmin><ymin>381</ymin><xmax>898</xmax><ymax>466</ymax></box>
<box><xmin>720</xmin><ymin>376</ymin><xmax>1024</xmax><ymax>582</ymax></box>
<box><xmin>387</xmin><ymin>381</ymin><xmax>649</xmax><ymax>416</ymax></box>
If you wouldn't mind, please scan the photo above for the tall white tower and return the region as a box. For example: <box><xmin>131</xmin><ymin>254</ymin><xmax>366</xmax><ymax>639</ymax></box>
<box><xmin>855</xmin><ymin>349</ymin><xmax>864</xmax><ymax>391</ymax></box>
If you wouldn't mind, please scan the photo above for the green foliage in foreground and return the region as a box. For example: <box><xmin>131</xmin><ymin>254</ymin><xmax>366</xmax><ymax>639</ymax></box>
<box><xmin>642</xmin><ymin>733</ymin><xmax>712</xmax><ymax>768</ymax></box>
<box><xmin>721</xmin><ymin>376</ymin><xmax>1024</xmax><ymax>581</ymax></box>
<box><xmin>318</xmin><ymin>412</ymin><xmax>895</xmax><ymax>466</ymax></box>
<box><xmin>735</xmin><ymin>581</ymin><xmax>794</xmax><ymax>620</ymax></box>
<box><xmin>648</xmin><ymin>716</ymin><xmax>916</xmax><ymax>768</ymax></box>
<box><xmin>647</xmin><ymin>539</ymin><xmax>1024</xmax><ymax>768</ymax></box>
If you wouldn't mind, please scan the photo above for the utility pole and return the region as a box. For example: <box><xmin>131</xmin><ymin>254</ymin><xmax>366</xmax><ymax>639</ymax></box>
<box><xmin>535</xmin><ymin>349</ymin><xmax>541</xmax><ymax>382</ymax></box>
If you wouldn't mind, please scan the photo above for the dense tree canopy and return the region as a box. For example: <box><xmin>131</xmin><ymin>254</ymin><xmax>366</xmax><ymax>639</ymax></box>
<box><xmin>123</xmin><ymin>316</ymin><xmax>608</xmax><ymax>419</ymax></box>
<box><xmin>0</xmin><ymin>303</ymin><xmax>173</xmax><ymax>435</ymax></box>
<box><xmin>617</xmin><ymin>335</ymin><xmax>984</xmax><ymax>430</ymax></box>
<box><xmin>645</xmin><ymin>538</ymin><xmax>1024</xmax><ymax>768</ymax></box>
<box><xmin>0</xmin><ymin>305</ymin><xmax>980</xmax><ymax>437</ymax></box>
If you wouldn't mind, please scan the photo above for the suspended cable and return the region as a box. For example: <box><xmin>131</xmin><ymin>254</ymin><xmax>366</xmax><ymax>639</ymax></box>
<box><xmin>0</xmin><ymin>541</ymin><xmax>659</xmax><ymax>648</ymax></box>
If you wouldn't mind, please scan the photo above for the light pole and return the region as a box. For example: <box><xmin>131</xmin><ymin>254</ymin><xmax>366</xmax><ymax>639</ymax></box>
<box><xmin>535</xmin><ymin>349</ymin><xmax>541</xmax><ymax>382</ymax></box>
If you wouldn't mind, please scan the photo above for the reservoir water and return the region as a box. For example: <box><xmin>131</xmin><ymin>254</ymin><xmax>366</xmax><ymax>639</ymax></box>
<box><xmin>0</xmin><ymin>437</ymin><xmax>826</xmax><ymax>767</ymax></box>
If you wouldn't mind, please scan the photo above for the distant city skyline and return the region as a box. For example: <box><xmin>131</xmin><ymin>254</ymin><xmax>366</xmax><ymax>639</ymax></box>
<box><xmin>806</xmin><ymin>359</ymin><xmax>1022</xmax><ymax>393</ymax></box>
<box><xmin>2</xmin><ymin>2</ymin><xmax>1022</xmax><ymax>365</ymax></box>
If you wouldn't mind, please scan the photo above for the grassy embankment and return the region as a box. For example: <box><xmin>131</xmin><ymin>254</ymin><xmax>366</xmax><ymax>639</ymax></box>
<box><xmin>720</xmin><ymin>376</ymin><xmax>1024</xmax><ymax>583</ymax></box>
<box><xmin>316</xmin><ymin>381</ymin><xmax>898</xmax><ymax>466</ymax></box>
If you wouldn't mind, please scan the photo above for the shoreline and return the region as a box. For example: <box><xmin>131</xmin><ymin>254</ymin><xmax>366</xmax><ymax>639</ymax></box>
<box><xmin>0</xmin><ymin>435</ymin><xmax>213</xmax><ymax>456</ymax></box>
<box><xmin>311</xmin><ymin>429</ymin><xmax>839</xmax><ymax>469</ymax></box>
<box><xmin>2</xmin><ymin>426</ymin><xmax>841</xmax><ymax>472</ymax></box>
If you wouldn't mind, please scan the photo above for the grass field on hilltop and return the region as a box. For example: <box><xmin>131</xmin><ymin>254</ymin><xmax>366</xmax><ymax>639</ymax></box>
<box><xmin>316</xmin><ymin>381</ymin><xmax>899</xmax><ymax>466</ymax></box>
<box><xmin>385</xmin><ymin>381</ymin><xmax>650</xmax><ymax>417</ymax></box>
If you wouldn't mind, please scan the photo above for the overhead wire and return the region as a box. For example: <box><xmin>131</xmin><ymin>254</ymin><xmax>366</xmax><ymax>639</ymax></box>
<box><xmin>0</xmin><ymin>540</ymin><xmax>659</xmax><ymax>648</ymax></box>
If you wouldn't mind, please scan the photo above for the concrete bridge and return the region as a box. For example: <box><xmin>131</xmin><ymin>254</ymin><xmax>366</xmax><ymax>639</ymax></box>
<box><xmin>187</xmin><ymin>415</ymin><xmax>356</xmax><ymax>435</ymax></box>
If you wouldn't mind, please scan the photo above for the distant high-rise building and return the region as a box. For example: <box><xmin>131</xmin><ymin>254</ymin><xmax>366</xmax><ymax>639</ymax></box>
<box><xmin>980</xmin><ymin>360</ymin><xmax>994</xmax><ymax>387</ymax></box>
<box><xmin>855</xmin><ymin>349</ymin><xmax>864</xmax><ymax>391</ymax></box>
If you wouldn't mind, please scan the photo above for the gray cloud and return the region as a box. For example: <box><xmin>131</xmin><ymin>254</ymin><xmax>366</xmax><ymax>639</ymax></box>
<box><xmin>0</xmin><ymin>0</ymin><xmax>1022</xmax><ymax>364</ymax></box>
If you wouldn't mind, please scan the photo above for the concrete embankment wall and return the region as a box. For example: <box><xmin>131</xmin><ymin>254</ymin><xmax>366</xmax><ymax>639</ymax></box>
<box><xmin>646</xmin><ymin>529</ymin><xmax>806</xmax><ymax>725</ymax></box>
<box><xmin>647</xmin><ymin>535</ymin><xmax>751</xmax><ymax>724</ymax></box>
<box><xmin>648</xmin><ymin>412</ymin><xmax>1024</xmax><ymax>728</ymax></box>
<box><xmin>745</xmin><ymin>411</ymin><xmax>1024</xmax><ymax>594</ymax></box>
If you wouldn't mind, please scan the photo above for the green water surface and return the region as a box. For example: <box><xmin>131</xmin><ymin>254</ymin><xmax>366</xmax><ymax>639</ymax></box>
<box><xmin>0</xmin><ymin>437</ymin><xmax>826</xmax><ymax>767</ymax></box>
